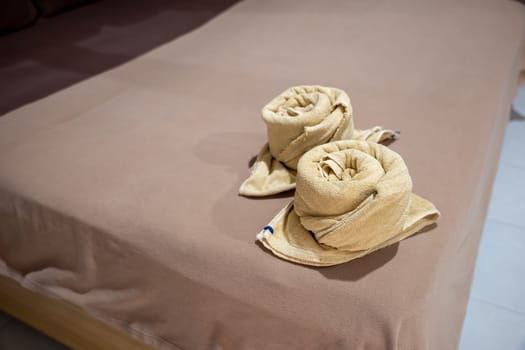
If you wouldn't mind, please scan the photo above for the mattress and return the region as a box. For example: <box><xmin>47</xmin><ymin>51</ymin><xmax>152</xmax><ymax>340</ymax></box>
<box><xmin>1</xmin><ymin>0</ymin><xmax>524</xmax><ymax>349</ymax></box>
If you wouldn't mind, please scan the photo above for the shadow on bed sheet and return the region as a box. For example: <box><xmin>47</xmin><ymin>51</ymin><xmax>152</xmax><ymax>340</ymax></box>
<box><xmin>0</xmin><ymin>0</ymin><xmax>240</xmax><ymax>116</ymax></box>
<box><xmin>316</xmin><ymin>223</ymin><xmax>438</xmax><ymax>281</ymax></box>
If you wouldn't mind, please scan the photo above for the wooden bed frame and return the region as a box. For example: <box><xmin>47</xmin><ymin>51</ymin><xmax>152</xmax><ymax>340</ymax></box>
<box><xmin>0</xmin><ymin>275</ymin><xmax>155</xmax><ymax>350</ymax></box>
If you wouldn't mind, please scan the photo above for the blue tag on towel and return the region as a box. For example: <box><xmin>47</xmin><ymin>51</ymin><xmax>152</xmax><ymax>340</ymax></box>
<box><xmin>263</xmin><ymin>226</ymin><xmax>274</xmax><ymax>234</ymax></box>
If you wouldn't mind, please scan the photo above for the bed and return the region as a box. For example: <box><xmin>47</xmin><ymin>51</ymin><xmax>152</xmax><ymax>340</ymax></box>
<box><xmin>1</xmin><ymin>0</ymin><xmax>524</xmax><ymax>349</ymax></box>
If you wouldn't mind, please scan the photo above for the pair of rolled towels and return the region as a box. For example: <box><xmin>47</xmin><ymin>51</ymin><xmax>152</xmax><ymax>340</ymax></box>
<box><xmin>240</xmin><ymin>86</ymin><xmax>440</xmax><ymax>267</ymax></box>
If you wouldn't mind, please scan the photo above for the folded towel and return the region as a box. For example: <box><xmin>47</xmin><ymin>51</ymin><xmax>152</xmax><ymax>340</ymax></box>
<box><xmin>239</xmin><ymin>86</ymin><xmax>396</xmax><ymax>197</ymax></box>
<box><xmin>256</xmin><ymin>140</ymin><xmax>440</xmax><ymax>267</ymax></box>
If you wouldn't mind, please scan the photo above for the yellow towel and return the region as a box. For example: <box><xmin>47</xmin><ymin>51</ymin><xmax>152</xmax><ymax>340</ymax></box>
<box><xmin>239</xmin><ymin>86</ymin><xmax>397</xmax><ymax>197</ymax></box>
<box><xmin>256</xmin><ymin>140</ymin><xmax>440</xmax><ymax>267</ymax></box>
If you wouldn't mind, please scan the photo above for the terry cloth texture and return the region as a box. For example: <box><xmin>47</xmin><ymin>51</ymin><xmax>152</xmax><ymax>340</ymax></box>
<box><xmin>257</xmin><ymin>140</ymin><xmax>440</xmax><ymax>266</ymax></box>
<box><xmin>239</xmin><ymin>86</ymin><xmax>395</xmax><ymax>197</ymax></box>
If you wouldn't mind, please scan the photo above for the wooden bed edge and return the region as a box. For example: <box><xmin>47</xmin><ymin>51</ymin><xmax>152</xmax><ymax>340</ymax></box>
<box><xmin>0</xmin><ymin>275</ymin><xmax>157</xmax><ymax>350</ymax></box>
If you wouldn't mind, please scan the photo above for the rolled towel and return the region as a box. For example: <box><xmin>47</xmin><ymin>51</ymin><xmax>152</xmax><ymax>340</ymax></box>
<box><xmin>239</xmin><ymin>86</ymin><xmax>396</xmax><ymax>197</ymax></box>
<box><xmin>256</xmin><ymin>140</ymin><xmax>440</xmax><ymax>267</ymax></box>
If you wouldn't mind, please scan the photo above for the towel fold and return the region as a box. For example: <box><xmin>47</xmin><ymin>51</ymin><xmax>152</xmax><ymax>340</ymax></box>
<box><xmin>256</xmin><ymin>140</ymin><xmax>440</xmax><ymax>267</ymax></box>
<box><xmin>239</xmin><ymin>86</ymin><xmax>396</xmax><ymax>197</ymax></box>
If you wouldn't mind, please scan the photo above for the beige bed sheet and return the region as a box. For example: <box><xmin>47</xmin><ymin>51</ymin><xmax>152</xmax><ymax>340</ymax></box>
<box><xmin>1</xmin><ymin>0</ymin><xmax>524</xmax><ymax>349</ymax></box>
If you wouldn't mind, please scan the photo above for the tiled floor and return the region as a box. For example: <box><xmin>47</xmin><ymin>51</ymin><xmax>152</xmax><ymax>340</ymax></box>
<box><xmin>1</xmin><ymin>98</ymin><xmax>524</xmax><ymax>350</ymax></box>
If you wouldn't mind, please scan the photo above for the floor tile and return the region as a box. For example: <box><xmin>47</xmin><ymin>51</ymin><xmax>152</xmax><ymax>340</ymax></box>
<box><xmin>512</xmin><ymin>85</ymin><xmax>525</xmax><ymax>116</ymax></box>
<box><xmin>460</xmin><ymin>298</ymin><xmax>525</xmax><ymax>350</ymax></box>
<box><xmin>0</xmin><ymin>317</ymin><xmax>69</xmax><ymax>350</ymax></box>
<box><xmin>499</xmin><ymin>120</ymin><xmax>525</xmax><ymax>168</ymax></box>
<box><xmin>486</xmin><ymin>163</ymin><xmax>525</xmax><ymax>228</ymax></box>
<box><xmin>469</xmin><ymin>219</ymin><xmax>525</xmax><ymax>314</ymax></box>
